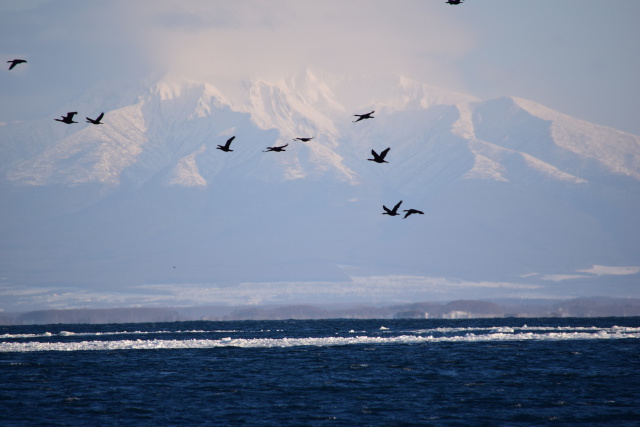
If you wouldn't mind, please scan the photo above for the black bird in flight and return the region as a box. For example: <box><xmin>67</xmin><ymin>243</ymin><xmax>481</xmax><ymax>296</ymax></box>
<box><xmin>353</xmin><ymin>110</ymin><xmax>374</xmax><ymax>123</ymax></box>
<box><xmin>403</xmin><ymin>209</ymin><xmax>424</xmax><ymax>219</ymax></box>
<box><xmin>7</xmin><ymin>59</ymin><xmax>26</xmax><ymax>70</ymax></box>
<box><xmin>263</xmin><ymin>143</ymin><xmax>288</xmax><ymax>152</ymax></box>
<box><xmin>368</xmin><ymin>147</ymin><xmax>390</xmax><ymax>163</ymax></box>
<box><xmin>446</xmin><ymin>0</ymin><xmax>464</xmax><ymax>4</ymax></box>
<box><xmin>54</xmin><ymin>112</ymin><xmax>78</xmax><ymax>124</ymax></box>
<box><xmin>293</xmin><ymin>137</ymin><xmax>313</xmax><ymax>142</ymax></box>
<box><xmin>86</xmin><ymin>112</ymin><xmax>104</xmax><ymax>124</ymax></box>
<box><xmin>383</xmin><ymin>200</ymin><xmax>403</xmax><ymax>216</ymax></box>
<box><xmin>217</xmin><ymin>136</ymin><xmax>236</xmax><ymax>152</ymax></box>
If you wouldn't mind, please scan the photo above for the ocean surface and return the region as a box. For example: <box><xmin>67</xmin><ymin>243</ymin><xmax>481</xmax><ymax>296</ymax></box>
<box><xmin>1</xmin><ymin>317</ymin><xmax>639</xmax><ymax>426</ymax></box>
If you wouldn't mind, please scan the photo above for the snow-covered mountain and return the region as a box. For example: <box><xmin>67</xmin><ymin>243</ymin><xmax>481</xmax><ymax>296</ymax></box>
<box><xmin>1</xmin><ymin>70</ymin><xmax>639</xmax><ymax>300</ymax></box>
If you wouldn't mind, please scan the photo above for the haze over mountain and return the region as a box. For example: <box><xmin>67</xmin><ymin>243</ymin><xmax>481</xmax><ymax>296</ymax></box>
<box><xmin>1</xmin><ymin>69</ymin><xmax>639</xmax><ymax>311</ymax></box>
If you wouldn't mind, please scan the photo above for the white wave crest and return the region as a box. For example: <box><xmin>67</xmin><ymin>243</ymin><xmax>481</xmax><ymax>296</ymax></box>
<box><xmin>1</xmin><ymin>327</ymin><xmax>639</xmax><ymax>353</ymax></box>
<box><xmin>0</xmin><ymin>329</ymin><xmax>241</xmax><ymax>340</ymax></box>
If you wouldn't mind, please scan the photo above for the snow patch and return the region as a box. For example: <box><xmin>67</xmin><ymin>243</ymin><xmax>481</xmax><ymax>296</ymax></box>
<box><xmin>519</xmin><ymin>152</ymin><xmax>587</xmax><ymax>183</ymax></box>
<box><xmin>463</xmin><ymin>152</ymin><xmax>509</xmax><ymax>182</ymax></box>
<box><xmin>451</xmin><ymin>103</ymin><xmax>476</xmax><ymax>140</ymax></box>
<box><xmin>168</xmin><ymin>144</ymin><xmax>207</xmax><ymax>187</ymax></box>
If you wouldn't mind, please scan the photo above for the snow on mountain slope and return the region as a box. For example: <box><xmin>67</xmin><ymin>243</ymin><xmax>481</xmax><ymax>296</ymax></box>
<box><xmin>168</xmin><ymin>143</ymin><xmax>208</xmax><ymax>187</ymax></box>
<box><xmin>7</xmin><ymin>103</ymin><xmax>148</xmax><ymax>186</ymax></box>
<box><xmin>514</xmin><ymin>97</ymin><xmax>640</xmax><ymax>180</ymax></box>
<box><xmin>5</xmin><ymin>72</ymin><xmax>636</xmax><ymax>192</ymax></box>
<box><xmin>472</xmin><ymin>96</ymin><xmax>640</xmax><ymax>182</ymax></box>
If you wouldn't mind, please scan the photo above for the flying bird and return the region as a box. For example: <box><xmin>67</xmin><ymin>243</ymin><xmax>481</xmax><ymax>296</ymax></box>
<box><xmin>353</xmin><ymin>110</ymin><xmax>374</xmax><ymax>123</ymax></box>
<box><xmin>368</xmin><ymin>147</ymin><xmax>391</xmax><ymax>163</ymax></box>
<box><xmin>382</xmin><ymin>200</ymin><xmax>403</xmax><ymax>216</ymax></box>
<box><xmin>54</xmin><ymin>112</ymin><xmax>78</xmax><ymax>124</ymax></box>
<box><xmin>217</xmin><ymin>136</ymin><xmax>236</xmax><ymax>152</ymax></box>
<box><xmin>7</xmin><ymin>59</ymin><xmax>26</xmax><ymax>70</ymax></box>
<box><xmin>446</xmin><ymin>0</ymin><xmax>464</xmax><ymax>4</ymax></box>
<box><xmin>293</xmin><ymin>137</ymin><xmax>313</xmax><ymax>142</ymax></box>
<box><xmin>263</xmin><ymin>143</ymin><xmax>288</xmax><ymax>152</ymax></box>
<box><xmin>403</xmin><ymin>209</ymin><xmax>424</xmax><ymax>219</ymax></box>
<box><xmin>86</xmin><ymin>112</ymin><xmax>104</xmax><ymax>124</ymax></box>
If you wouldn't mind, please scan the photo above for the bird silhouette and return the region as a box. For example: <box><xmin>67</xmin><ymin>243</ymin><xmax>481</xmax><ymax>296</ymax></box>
<box><xmin>353</xmin><ymin>110</ymin><xmax>374</xmax><ymax>123</ymax></box>
<box><xmin>263</xmin><ymin>144</ymin><xmax>288</xmax><ymax>152</ymax></box>
<box><xmin>54</xmin><ymin>112</ymin><xmax>78</xmax><ymax>124</ymax></box>
<box><xmin>383</xmin><ymin>200</ymin><xmax>403</xmax><ymax>216</ymax></box>
<box><xmin>446</xmin><ymin>0</ymin><xmax>464</xmax><ymax>4</ymax></box>
<box><xmin>403</xmin><ymin>209</ymin><xmax>424</xmax><ymax>219</ymax></box>
<box><xmin>7</xmin><ymin>59</ymin><xmax>26</xmax><ymax>70</ymax></box>
<box><xmin>217</xmin><ymin>136</ymin><xmax>236</xmax><ymax>152</ymax></box>
<box><xmin>86</xmin><ymin>112</ymin><xmax>104</xmax><ymax>124</ymax></box>
<box><xmin>368</xmin><ymin>147</ymin><xmax>390</xmax><ymax>163</ymax></box>
<box><xmin>293</xmin><ymin>137</ymin><xmax>313</xmax><ymax>142</ymax></box>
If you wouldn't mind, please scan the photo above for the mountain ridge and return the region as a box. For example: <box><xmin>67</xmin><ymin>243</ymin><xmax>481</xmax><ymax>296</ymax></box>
<box><xmin>1</xmin><ymin>71</ymin><xmax>639</xmax><ymax>304</ymax></box>
<box><xmin>3</xmin><ymin>72</ymin><xmax>639</xmax><ymax>191</ymax></box>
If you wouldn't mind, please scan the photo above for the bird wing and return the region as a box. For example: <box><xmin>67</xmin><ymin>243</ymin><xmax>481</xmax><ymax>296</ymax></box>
<box><xmin>96</xmin><ymin>112</ymin><xmax>104</xmax><ymax>121</ymax></box>
<box><xmin>404</xmin><ymin>209</ymin><xmax>424</xmax><ymax>218</ymax></box>
<box><xmin>67</xmin><ymin>112</ymin><xmax>78</xmax><ymax>119</ymax></box>
<box><xmin>382</xmin><ymin>205</ymin><xmax>392</xmax><ymax>214</ymax></box>
<box><xmin>379</xmin><ymin>147</ymin><xmax>391</xmax><ymax>159</ymax></box>
<box><xmin>226</xmin><ymin>136</ymin><xmax>236</xmax><ymax>146</ymax></box>
<box><xmin>370</xmin><ymin>149</ymin><xmax>379</xmax><ymax>158</ymax></box>
<box><xmin>392</xmin><ymin>200</ymin><xmax>403</xmax><ymax>212</ymax></box>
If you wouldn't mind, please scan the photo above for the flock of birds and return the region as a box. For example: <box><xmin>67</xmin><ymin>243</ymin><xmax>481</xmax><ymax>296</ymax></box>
<box><xmin>6</xmin><ymin>56</ymin><xmax>426</xmax><ymax>220</ymax></box>
<box><xmin>211</xmin><ymin>109</ymin><xmax>424</xmax><ymax>219</ymax></box>
<box><xmin>3</xmin><ymin>0</ymin><xmax>466</xmax><ymax>218</ymax></box>
<box><xmin>7</xmin><ymin>59</ymin><xmax>104</xmax><ymax>128</ymax></box>
<box><xmin>54</xmin><ymin>111</ymin><xmax>105</xmax><ymax>125</ymax></box>
<box><xmin>49</xmin><ymin>107</ymin><xmax>424</xmax><ymax>218</ymax></box>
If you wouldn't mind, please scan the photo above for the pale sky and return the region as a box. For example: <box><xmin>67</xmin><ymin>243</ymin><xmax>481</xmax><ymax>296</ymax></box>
<box><xmin>1</xmin><ymin>0</ymin><xmax>639</xmax><ymax>135</ymax></box>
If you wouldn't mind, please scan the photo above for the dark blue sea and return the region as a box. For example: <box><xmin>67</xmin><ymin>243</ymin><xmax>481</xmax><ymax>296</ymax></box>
<box><xmin>1</xmin><ymin>317</ymin><xmax>639</xmax><ymax>426</ymax></box>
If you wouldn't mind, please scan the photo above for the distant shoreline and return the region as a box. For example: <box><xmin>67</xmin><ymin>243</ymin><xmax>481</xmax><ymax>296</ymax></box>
<box><xmin>2</xmin><ymin>297</ymin><xmax>639</xmax><ymax>326</ymax></box>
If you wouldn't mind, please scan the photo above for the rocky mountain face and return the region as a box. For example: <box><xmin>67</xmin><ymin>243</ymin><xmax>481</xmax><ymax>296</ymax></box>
<box><xmin>1</xmin><ymin>70</ymin><xmax>639</xmax><ymax>296</ymax></box>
